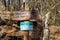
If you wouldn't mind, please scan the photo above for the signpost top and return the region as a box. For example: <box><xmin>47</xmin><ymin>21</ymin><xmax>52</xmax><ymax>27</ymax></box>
<box><xmin>12</xmin><ymin>11</ymin><xmax>31</xmax><ymax>20</ymax></box>
<box><xmin>0</xmin><ymin>10</ymin><xmax>37</xmax><ymax>21</ymax></box>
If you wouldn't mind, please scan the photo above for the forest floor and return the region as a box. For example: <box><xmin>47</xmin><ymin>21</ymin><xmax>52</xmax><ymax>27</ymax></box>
<box><xmin>0</xmin><ymin>24</ymin><xmax>60</xmax><ymax>40</ymax></box>
<box><xmin>49</xmin><ymin>25</ymin><xmax>60</xmax><ymax>40</ymax></box>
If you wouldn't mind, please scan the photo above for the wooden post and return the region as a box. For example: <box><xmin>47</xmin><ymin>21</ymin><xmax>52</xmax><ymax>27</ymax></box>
<box><xmin>43</xmin><ymin>12</ymin><xmax>50</xmax><ymax>40</ymax></box>
<box><xmin>22</xmin><ymin>0</ymin><xmax>29</xmax><ymax>40</ymax></box>
<box><xmin>24</xmin><ymin>31</ymin><xmax>29</xmax><ymax>40</ymax></box>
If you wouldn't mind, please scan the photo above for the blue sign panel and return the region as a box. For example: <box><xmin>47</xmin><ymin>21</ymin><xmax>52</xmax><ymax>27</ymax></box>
<box><xmin>20</xmin><ymin>21</ymin><xmax>33</xmax><ymax>30</ymax></box>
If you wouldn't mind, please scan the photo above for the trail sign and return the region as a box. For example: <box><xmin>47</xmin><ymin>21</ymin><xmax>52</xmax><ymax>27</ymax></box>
<box><xmin>12</xmin><ymin>11</ymin><xmax>31</xmax><ymax>20</ymax></box>
<box><xmin>20</xmin><ymin>21</ymin><xmax>33</xmax><ymax>30</ymax></box>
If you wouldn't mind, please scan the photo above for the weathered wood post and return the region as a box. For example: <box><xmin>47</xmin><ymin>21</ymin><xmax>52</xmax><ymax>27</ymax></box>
<box><xmin>43</xmin><ymin>12</ymin><xmax>50</xmax><ymax>40</ymax></box>
<box><xmin>23</xmin><ymin>31</ymin><xmax>29</xmax><ymax>40</ymax></box>
<box><xmin>22</xmin><ymin>0</ymin><xmax>30</xmax><ymax>40</ymax></box>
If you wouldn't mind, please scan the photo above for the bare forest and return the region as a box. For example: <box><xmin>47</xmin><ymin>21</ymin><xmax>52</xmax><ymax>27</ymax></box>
<box><xmin>0</xmin><ymin>0</ymin><xmax>60</xmax><ymax>40</ymax></box>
